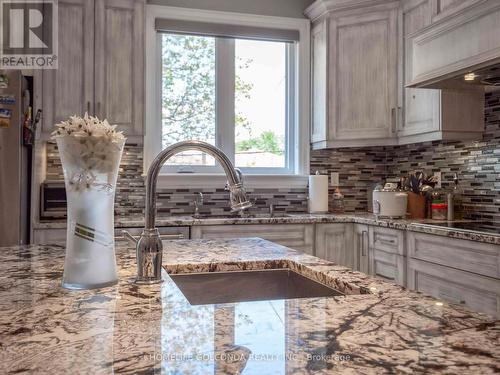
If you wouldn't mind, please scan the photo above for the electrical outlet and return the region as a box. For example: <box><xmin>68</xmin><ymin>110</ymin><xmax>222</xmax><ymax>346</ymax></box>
<box><xmin>434</xmin><ymin>172</ymin><xmax>442</xmax><ymax>188</ymax></box>
<box><xmin>331</xmin><ymin>172</ymin><xmax>340</xmax><ymax>187</ymax></box>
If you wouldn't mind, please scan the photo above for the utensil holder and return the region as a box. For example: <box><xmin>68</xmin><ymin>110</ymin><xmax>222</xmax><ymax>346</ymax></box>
<box><xmin>407</xmin><ymin>192</ymin><xmax>426</xmax><ymax>219</ymax></box>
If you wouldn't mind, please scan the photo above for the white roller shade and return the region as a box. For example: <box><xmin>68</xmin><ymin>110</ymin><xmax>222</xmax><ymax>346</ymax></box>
<box><xmin>155</xmin><ymin>18</ymin><xmax>300</xmax><ymax>43</ymax></box>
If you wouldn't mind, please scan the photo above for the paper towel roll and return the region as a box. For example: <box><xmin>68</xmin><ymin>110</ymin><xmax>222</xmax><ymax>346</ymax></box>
<box><xmin>308</xmin><ymin>174</ymin><xmax>329</xmax><ymax>213</ymax></box>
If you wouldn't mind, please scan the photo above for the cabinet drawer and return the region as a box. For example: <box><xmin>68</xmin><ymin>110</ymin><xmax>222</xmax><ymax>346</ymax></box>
<box><xmin>407</xmin><ymin>232</ymin><xmax>500</xmax><ymax>278</ymax></box>
<box><xmin>369</xmin><ymin>227</ymin><xmax>405</xmax><ymax>255</ymax></box>
<box><xmin>191</xmin><ymin>224</ymin><xmax>314</xmax><ymax>254</ymax></box>
<box><xmin>370</xmin><ymin>249</ymin><xmax>406</xmax><ymax>286</ymax></box>
<box><xmin>408</xmin><ymin>258</ymin><xmax>500</xmax><ymax>318</ymax></box>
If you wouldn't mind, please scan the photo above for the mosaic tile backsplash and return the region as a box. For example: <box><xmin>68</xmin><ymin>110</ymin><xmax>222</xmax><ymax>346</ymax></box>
<box><xmin>385</xmin><ymin>90</ymin><xmax>500</xmax><ymax>226</ymax></box>
<box><xmin>45</xmin><ymin>91</ymin><xmax>500</xmax><ymax>221</ymax></box>
<box><xmin>45</xmin><ymin>143</ymin><xmax>310</xmax><ymax>218</ymax></box>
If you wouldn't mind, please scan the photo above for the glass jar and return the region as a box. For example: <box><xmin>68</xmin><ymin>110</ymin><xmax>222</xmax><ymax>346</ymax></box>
<box><xmin>431</xmin><ymin>203</ymin><xmax>448</xmax><ymax>220</ymax></box>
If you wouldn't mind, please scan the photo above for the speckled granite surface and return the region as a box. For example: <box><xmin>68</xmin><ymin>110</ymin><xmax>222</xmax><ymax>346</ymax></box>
<box><xmin>1</xmin><ymin>240</ymin><xmax>499</xmax><ymax>374</ymax></box>
<box><xmin>36</xmin><ymin>213</ymin><xmax>500</xmax><ymax>245</ymax></box>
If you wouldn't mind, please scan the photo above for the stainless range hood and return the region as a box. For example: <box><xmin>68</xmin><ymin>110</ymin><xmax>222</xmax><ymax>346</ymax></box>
<box><xmin>406</xmin><ymin>1</ymin><xmax>500</xmax><ymax>90</ymax></box>
<box><xmin>425</xmin><ymin>63</ymin><xmax>500</xmax><ymax>92</ymax></box>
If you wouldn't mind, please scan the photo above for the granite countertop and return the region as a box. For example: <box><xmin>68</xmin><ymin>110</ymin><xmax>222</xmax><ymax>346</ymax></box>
<box><xmin>36</xmin><ymin>212</ymin><xmax>500</xmax><ymax>245</ymax></box>
<box><xmin>1</xmin><ymin>240</ymin><xmax>499</xmax><ymax>374</ymax></box>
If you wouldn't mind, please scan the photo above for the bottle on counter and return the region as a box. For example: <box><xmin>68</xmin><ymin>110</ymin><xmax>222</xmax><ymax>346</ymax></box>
<box><xmin>332</xmin><ymin>188</ymin><xmax>345</xmax><ymax>213</ymax></box>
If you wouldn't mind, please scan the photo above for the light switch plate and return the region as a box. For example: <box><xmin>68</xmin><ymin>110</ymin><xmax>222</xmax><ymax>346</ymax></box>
<box><xmin>331</xmin><ymin>172</ymin><xmax>339</xmax><ymax>187</ymax></box>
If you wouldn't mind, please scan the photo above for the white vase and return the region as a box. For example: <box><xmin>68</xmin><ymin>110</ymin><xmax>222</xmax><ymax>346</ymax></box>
<box><xmin>57</xmin><ymin>135</ymin><xmax>125</xmax><ymax>290</ymax></box>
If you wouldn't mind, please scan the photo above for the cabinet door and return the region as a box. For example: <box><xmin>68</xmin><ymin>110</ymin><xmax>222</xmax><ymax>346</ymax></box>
<box><xmin>401</xmin><ymin>0</ymin><xmax>440</xmax><ymax>137</ymax></box>
<box><xmin>191</xmin><ymin>224</ymin><xmax>315</xmax><ymax>255</ymax></box>
<box><xmin>407</xmin><ymin>231</ymin><xmax>500</xmax><ymax>279</ymax></box>
<box><xmin>311</xmin><ymin>20</ymin><xmax>328</xmax><ymax>145</ymax></box>
<box><xmin>94</xmin><ymin>0</ymin><xmax>144</xmax><ymax>138</ymax></box>
<box><xmin>353</xmin><ymin>224</ymin><xmax>369</xmax><ymax>273</ymax></box>
<box><xmin>329</xmin><ymin>6</ymin><xmax>399</xmax><ymax>140</ymax></box>
<box><xmin>315</xmin><ymin>224</ymin><xmax>354</xmax><ymax>268</ymax></box>
<box><xmin>41</xmin><ymin>0</ymin><xmax>94</xmax><ymax>134</ymax></box>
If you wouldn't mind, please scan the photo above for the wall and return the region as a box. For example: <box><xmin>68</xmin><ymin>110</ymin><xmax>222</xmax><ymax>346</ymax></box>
<box><xmin>385</xmin><ymin>90</ymin><xmax>500</xmax><ymax>228</ymax></box>
<box><xmin>310</xmin><ymin>148</ymin><xmax>387</xmax><ymax>212</ymax></box>
<box><xmin>45</xmin><ymin>143</ymin><xmax>309</xmax><ymax>218</ymax></box>
<box><xmin>147</xmin><ymin>0</ymin><xmax>315</xmax><ymax>18</ymax></box>
<box><xmin>44</xmin><ymin>91</ymin><xmax>500</xmax><ymax>221</ymax></box>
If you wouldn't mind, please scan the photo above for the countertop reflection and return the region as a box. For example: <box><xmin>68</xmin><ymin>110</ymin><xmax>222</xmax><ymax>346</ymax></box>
<box><xmin>1</xmin><ymin>239</ymin><xmax>499</xmax><ymax>374</ymax></box>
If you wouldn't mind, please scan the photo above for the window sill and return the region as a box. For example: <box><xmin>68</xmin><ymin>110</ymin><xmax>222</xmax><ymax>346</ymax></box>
<box><xmin>148</xmin><ymin>173</ymin><xmax>309</xmax><ymax>189</ymax></box>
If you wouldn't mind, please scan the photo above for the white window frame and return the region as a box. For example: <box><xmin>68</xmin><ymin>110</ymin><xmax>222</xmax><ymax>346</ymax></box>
<box><xmin>145</xmin><ymin>5</ymin><xmax>310</xmax><ymax>188</ymax></box>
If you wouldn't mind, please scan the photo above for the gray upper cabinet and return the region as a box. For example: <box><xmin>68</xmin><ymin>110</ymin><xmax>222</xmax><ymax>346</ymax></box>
<box><xmin>41</xmin><ymin>0</ymin><xmax>144</xmax><ymax>141</ymax></box>
<box><xmin>94</xmin><ymin>0</ymin><xmax>144</xmax><ymax>139</ymax></box>
<box><xmin>41</xmin><ymin>0</ymin><xmax>94</xmax><ymax>135</ymax></box>
<box><xmin>400</xmin><ymin>0</ymin><xmax>484</xmax><ymax>143</ymax></box>
<box><xmin>308</xmin><ymin>1</ymin><xmax>401</xmax><ymax>149</ymax></box>
<box><xmin>306</xmin><ymin>0</ymin><xmax>485</xmax><ymax>149</ymax></box>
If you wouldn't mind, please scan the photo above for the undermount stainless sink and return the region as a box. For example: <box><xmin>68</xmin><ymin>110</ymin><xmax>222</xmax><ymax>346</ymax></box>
<box><xmin>169</xmin><ymin>269</ymin><xmax>344</xmax><ymax>305</ymax></box>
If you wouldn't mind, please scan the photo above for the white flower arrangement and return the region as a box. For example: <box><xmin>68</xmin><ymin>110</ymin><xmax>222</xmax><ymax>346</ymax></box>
<box><xmin>52</xmin><ymin>113</ymin><xmax>126</xmax><ymax>191</ymax></box>
<box><xmin>51</xmin><ymin>112</ymin><xmax>125</xmax><ymax>142</ymax></box>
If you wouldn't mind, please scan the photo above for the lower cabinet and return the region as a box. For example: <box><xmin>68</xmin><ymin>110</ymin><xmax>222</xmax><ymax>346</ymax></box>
<box><xmin>315</xmin><ymin>224</ymin><xmax>354</xmax><ymax>268</ymax></box>
<box><xmin>115</xmin><ymin>226</ymin><xmax>189</xmax><ymax>247</ymax></box>
<box><xmin>191</xmin><ymin>224</ymin><xmax>315</xmax><ymax>255</ymax></box>
<box><xmin>368</xmin><ymin>227</ymin><xmax>406</xmax><ymax>286</ymax></box>
<box><xmin>32</xmin><ymin>226</ymin><xmax>190</xmax><ymax>247</ymax></box>
<box><xmin>33</xmin><ymin>228</ymin><xmax>67</xmax><ymax>246</ymax></box>
<box><xmin>408</xmin><ymin>258</ymin><xmax>500</xmax><ymax>318</ymax></box>
<box><xmin>407</xmin><ymin>232</ymin><xmax>500</xmax><ymax>318</ymax></box>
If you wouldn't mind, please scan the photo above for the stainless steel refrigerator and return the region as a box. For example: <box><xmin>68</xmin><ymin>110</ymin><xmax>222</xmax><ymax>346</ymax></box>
<box><xmin>0</xmin><ymin>70</ymin><xmax>32</xmax><ymax>246</ymax></box>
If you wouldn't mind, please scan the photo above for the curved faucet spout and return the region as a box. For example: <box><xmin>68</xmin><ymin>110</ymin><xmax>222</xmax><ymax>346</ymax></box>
<box><xmin>145</xmin><ymin>140</ymin><xmax>251</xmax><ymax>229</ymax></box>
<box><xmin>135</xmin><ymin>140</ymin><xmax>251</xmax><ymax>284</ymax></box>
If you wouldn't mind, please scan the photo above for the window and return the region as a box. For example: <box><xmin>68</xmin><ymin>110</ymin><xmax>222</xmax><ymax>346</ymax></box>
<box><xmin>145</xmin><ymin>6</ymin><xmax>310</xmax><ymax>184</ymax></box>
<box><xmin>161</xmin><ymin>34</ymin><xmax>294</xmax><ymax>173</ymax></box>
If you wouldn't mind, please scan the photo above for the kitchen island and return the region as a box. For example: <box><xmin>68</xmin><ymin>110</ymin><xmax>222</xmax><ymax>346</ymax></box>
<box><xmin>1</xmin><ymin>239</ymin><xmax>499</xmax><ymax>374</ymax></box>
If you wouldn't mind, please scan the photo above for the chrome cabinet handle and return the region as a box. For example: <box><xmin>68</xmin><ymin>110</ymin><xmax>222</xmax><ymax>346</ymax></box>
<box><xmin>378</xmin><ymin>237</ymin><xmax>396</xmax><ymax>245</ymax></box>
<box><xmin>97</xmin><ymin>102</ymin><xmax>101</xmax><ymax>117</ymax></box>
<box><xmin>86</xmin><ymin>101</ymin><xmax>91</xmax><ymax>114</ymax></box>
<box><xmin>361</xmin><ymin>230</ymin><xmax>368</xmax><ymax>257</ymax></box>
<box><xmin>391</xmin><ymin>107</ymin><xmax>396</xmax><ymax>133</ymax></box>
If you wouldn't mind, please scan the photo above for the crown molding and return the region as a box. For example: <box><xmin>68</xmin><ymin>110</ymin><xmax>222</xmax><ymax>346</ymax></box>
<box><xmin>304</xmin><ymin>0</ymin><xmax>399</xmax><ymax>21</ymax></box>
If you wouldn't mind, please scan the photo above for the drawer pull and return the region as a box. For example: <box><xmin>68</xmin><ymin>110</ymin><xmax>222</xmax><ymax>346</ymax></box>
<box><xmin>361</xmin><ymin>230</ymin><xmax>368</xmax><ymax>256</ymax></box>
<box><xmin>378</xmin><ymin>238</ymin><xmax>396</xmax><ymax>245</ymax></box>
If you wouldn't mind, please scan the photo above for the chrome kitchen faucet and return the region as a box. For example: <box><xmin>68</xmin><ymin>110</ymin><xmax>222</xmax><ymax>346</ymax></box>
<box><xmin>123</xmin><ymin>140</ymin><xmax>252</xmax><ymax>284</ymax></box>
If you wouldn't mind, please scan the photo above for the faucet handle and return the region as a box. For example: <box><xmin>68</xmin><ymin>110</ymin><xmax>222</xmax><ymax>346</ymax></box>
<box><xmin>121</xmin><ymin>230</ymin><xmax>138</xmax><ymax>246</ymax></box>
<box><xmin>196</xmin><ymin>192</ymin><xmax>204</xmax><ymax>203</ymax></box>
